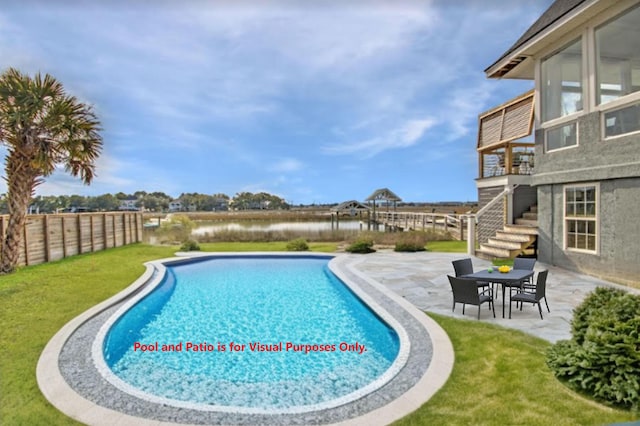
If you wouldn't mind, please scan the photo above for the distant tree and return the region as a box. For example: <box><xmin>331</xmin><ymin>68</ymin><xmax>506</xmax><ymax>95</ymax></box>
<box><xmin>0</xmin><ymin>68</ymin><xmax>102</xmax><ymax>273</ymax></box>
<box><xmin>88</xmin><ymin>193</ymin><xmax>119</xmax><ymax>211</ymax></box>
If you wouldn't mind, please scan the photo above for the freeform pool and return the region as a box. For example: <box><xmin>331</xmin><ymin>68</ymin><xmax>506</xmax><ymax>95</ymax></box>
<box><xmin>93</xmin><ymin>255</ymin><xmax>408</xmax><ymax>414</ymax></box>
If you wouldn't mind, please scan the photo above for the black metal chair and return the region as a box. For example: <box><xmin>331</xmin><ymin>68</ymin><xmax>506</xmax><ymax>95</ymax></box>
<box><xmin>509</xmin><ymin>257</ymin><xmax>537</xmax><ymax>301</ymax></box>
<box><xmin>452</xmin><ymin>258</ymin><xmax>490</xmax><ymax>289</ymax></box>
<box><xmin>509</xmin><ymin>270</ymin><xmax>550</xmax><ymax>319</ymax></box>
<box><xmin>453</xmin><ymin>258</ymin><xmax>494</xmax><ymax>302</ymax></box>
<box><xmin>448</xmin><ymin>275</ymin><xmax>495</xmax><ymax>320</ymax></box>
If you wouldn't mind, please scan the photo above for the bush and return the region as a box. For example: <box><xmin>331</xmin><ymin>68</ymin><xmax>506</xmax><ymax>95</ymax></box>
<box><xmin>570</xmin><ymin>286</ymin><xmax>629</xmax><ymax>344</ymax></box>
<box><xmin>346</xmin><ymin>236</ymin><xmax>375</xmax><ymax>254</ymax></box>
<box><xmin>547</xmin><ymin>287</ymin><xmax>640</xmax><ymax>410</ymax></box>
<box><xmin>180</xmin><ymin>239</ymin><xmax>201</xmax><ymax>251</ymax></box>
<box><xmin>394</xmin><ymin>231</ymin><xmax>427</xmax><ymax>252</ymax></box>
<box><xmin>157</xmin><ymin>214</ymin><xmax>196</xmax><ymax>243</ymax></box>
<box><xmin>286</xmin><ymin>238</ymin><xmax>309</xmax><ymax>251</ymax></box>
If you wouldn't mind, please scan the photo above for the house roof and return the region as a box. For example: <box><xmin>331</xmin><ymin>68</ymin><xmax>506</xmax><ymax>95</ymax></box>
<box><xmin>365</xmin><ymin>188</ymin><xmax>402</xmax><ymax>202</ymax></box>
<box><xmin>330</xmin><ymin>200</ymin><xmax>370</xmax><ymax>213</ymax></box>
<box><xmin>485</xmin><ymin>0</ymin><xmax>591</xmax><ymax>78</ymax></box>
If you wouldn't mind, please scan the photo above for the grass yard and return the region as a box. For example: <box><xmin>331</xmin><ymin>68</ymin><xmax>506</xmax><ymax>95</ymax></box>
<box><xmin>0</xmin><ymin>243</ymin><xmax>634</xmax><ymax>425</ymax></box>
<box><xmin>395</xmin><ymin>314</ymin><xmax>635</xmax><ymax>426</ymax></box>
<box><xmin>426</xmin><ymin>240</ymin><xmax>466</xmax><ymax>252</ymax></box>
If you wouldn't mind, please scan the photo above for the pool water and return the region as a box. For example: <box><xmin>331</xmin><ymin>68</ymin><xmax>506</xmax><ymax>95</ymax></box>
<box><xmin>102</xmin><ymin>256</ymin><xmax>400</xmax><ymax>410</ymax></box>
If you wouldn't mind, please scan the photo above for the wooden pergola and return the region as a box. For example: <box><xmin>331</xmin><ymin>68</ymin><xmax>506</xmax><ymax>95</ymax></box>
<box><xmin>365</xmin><ymin>188</ymin><xmax>402</xmax><ymax>229</ymax></box>
<box><xmin>477</xmin><ymin>90</ymin><xmax>535</xmax><ymax>178</ymax></box>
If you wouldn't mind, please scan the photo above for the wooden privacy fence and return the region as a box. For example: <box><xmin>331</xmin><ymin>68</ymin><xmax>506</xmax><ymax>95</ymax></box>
<box><xmin>0</xmin><ymin>212</ymin><xmax>143</xmax><ymax>267</ymax></box>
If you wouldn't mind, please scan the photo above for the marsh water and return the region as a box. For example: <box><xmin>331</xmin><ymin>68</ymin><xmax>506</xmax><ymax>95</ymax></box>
<box><xmin>192</xmin><ymin>220</ymin><xmax>364</xmax><ymax>236</ymax></box>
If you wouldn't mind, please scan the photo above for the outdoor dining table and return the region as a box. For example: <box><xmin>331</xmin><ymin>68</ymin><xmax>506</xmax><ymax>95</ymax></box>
<box><xmin>462</xmin><ymin>269</ymin><xmax>535</xmax><ymax>318</ymax></box>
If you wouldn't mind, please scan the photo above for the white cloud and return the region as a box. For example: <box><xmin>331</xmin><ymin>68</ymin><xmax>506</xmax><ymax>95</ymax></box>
<box><xmin>268</xmin><ymin>158</ymin><xmax>304</xmax><ymax>173</ymax></box>
<box><xmin>323</xmin><ymin>117</ymin><xmax>437</xmax><ymax>158</ymax></box>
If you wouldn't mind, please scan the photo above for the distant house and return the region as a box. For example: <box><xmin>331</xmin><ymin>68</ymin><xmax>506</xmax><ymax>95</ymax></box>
<box><xmin>477</xmin><ymin>0</ymin><xmax>640</xmax><ymax>285</ymax></box>
<box><xmin>168</xmin><ymin>200</ymin><xmax>196</xmax><ymax>212</ymax></box>
<box><xmin>211</xmin><ymin>197</ymin><xmax>229</xmax><ymax>211</ymax></box>
<box><xmin>168</xmin><ymin>200</ymin><xmax>182</xmax><ymax>212</ymax></box>
<box><xmin>119</xmin><ymin>197</ymin><xmax>139</xmax><ymax>211</ymax></box>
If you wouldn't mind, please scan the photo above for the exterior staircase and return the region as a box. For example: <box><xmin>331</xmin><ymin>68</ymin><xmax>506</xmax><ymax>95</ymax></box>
<box><xmin>476</xmin><ymin>206</ymin><xmax>538</xmax><ymax>260</ymax></box>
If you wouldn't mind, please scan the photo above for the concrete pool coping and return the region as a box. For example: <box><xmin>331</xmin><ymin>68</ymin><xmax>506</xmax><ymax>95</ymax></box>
<box><xmin>37</xmin><ymin>252</ymin><xmax>454</xmax><ymax>425</ymax></box>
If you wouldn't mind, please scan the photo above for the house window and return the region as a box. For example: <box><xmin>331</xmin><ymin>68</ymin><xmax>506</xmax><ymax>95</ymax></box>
<box><xmin>565</xmin><ymin>185</ymin><xmax>598</xmax><ymax>253</ymax></box>
<box><xmin>604</xmin><ymin>101</ymin><xmax>640</xmax><ymax>138</ymax></box>
<box><xmin>541</xmin><ymin>38</ymin><xmax>583</xmax><ymax>122</ymax></box>
<box><xmin>595</xmin><ymin>5</ymin><xmax>640</xmax><ymax>105</ymax></box>
<box><xmin>546</xmin><ymin>122</ymin><xmax>577</xmax><ymax>151</ymax></box>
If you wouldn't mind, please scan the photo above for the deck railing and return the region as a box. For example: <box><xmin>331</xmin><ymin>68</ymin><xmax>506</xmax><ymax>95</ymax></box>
<box><xmin>371</xmin><ymin>211</ymin><xmax>468</xmax><ymax>240</ymax></box>
<box><xmin>480</xmin><ymin>144</ymin><xmax>534</xmax><ymax>179</ymax></box>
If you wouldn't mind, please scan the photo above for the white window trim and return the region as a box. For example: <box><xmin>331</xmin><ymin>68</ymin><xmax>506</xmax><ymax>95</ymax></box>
<box><xmin>563</xmin><ymin>182</ymin><xmax>600</xmax><ymax>255</ymax></box>
<box><xmin>596</xmin><ymin>91</ymin><xmax>640</xmax><ymax>113</ymax></box>
<box><xmin>600</xmin><ymin>98</ymin><xmax>640</xmax><ymax>140</ymax></box>
<box><xmin>545</xmin><ymin>120</ymin><xmax>579</xmax><ymax>153</ymax></box>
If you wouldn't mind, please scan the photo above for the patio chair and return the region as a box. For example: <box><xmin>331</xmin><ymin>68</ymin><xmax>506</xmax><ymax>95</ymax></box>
<box><xmin>513</xmin><ymin>257</ymin><xmax>536</xmax><ymax>291</ymax></box>
<box><xmin>452</xmin><ymin>258</ymin><xmax>490</xmax><ymax>289</ymax></box>
<box><xmin>448</xmin><ymin>275</ymin><xmax>495</xmax><ymax>320</ymax></box>
<box><xmin>453</xmin><ymin>258</ymin><xmax>493</xmax><ymax>301</ymax></box>
<box><xmin>509</xmin><ymin>270</ymin><xmax>550</xmax><ymax>319</ymax></box>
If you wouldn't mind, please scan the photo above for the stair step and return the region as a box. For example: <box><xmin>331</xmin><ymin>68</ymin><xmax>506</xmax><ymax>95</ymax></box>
<box><xmin>495</xmin><ymin>231</ymin><xmax>532</xmax><ymax>242</ymax></box>
<box><xmin>504</xmin><ymin>224</ymin><xmax>538</xmax><ymax>235</ymax></box>
<box><xmin>476</xmin><ymin>244</ymin><xmax>522</xmax><ymax>259</ymax></box>
<box><xmin>478</xmin><ymin>244</ymin><xmax>516</xmax><ymax>258</ymax></box>
<box><xmin>529</xmin><ymin>205</ymin><xmax>538</xmax><ymax>213</ymax></box>
<box><xmin>487</xmin><ymin>238</ymin><xmax>523</xmax><ymax>250</ymax></box>
<box><xmin>515</xmin><ymin>218</ymin><xmax>538</xmax><ymax>226</ymax></box>
<box><xmin>522</xmin><ymin>212</ymin><xmax>538</xmax><ymax>220</ymax></box>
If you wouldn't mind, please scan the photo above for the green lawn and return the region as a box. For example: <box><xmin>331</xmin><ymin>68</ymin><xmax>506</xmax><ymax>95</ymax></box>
<box><xmin>0</xmin><ymin>243</ymin><xmax>635</xmax><ymax>425</ymax></box>
<box><xmin>426</xmin><ymin>240</ymin><xmax>467</xmax><ymax>252</ymax></box>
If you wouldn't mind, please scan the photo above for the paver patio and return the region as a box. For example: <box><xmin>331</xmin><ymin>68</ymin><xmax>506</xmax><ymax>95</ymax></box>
<box><xmin>343</xmin><ymin>251</ymin><xmax>640</xmax><ymax>343</ymax></box>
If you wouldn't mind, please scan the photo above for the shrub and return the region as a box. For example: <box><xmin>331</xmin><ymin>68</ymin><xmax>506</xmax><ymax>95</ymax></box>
<box><xmin>547</xmin><ymin>287</ymin><xmax>640</xmax><ymax>410</ymax></box>
<box><xmin>394</xmin><ymin>231</ymin><xmax>427</xmax><ymax>252</ymax></box>
<box><xmin>286</xmin><ymin>238</ymin><xmax>309</xmax><ymax>251</ymax></box>
<box><xmin>346</xmin><ymin>236</ymin><xmax>375</xmax><ymax>254</ymax></box>
<box><xmin>180</xmin><ymin>239</ymin><xmax>201</xmax><ymax>251</ymax></box>
<box><xmin>157</xmin><ymin>214</ymin><xmax>196</xmax><ymax>242</ymax></box>
<box><xmin>570</xmin><ymin>286</ymin><xmax>629</xmax><ymax>344</ymax></box>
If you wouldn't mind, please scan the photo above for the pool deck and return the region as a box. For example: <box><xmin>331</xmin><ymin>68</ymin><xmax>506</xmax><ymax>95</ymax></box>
<box><xmin>37</xmin><ymin>251</ymin><xmax>638</xmax><ymax>425</ymax></box>
<box><xmin>349</xmin><ymin>251</ymin><xmax>640</xmax><ymax>343</ymax></box>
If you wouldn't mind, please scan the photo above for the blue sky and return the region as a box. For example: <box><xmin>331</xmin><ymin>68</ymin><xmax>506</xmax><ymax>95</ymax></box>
<box><xmin>0</xmin><ymin>1</ymin><xmax>551</xmax><ymax>205</ymax></box>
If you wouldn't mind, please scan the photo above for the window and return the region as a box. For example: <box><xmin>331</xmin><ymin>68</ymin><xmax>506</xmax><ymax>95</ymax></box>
<box><xmin>596</xmin><ymin>6</ymin><xmax>640</xmax><ymax>105</ymax></box>
<box><xmin>604</xmin><ymin>102</ymin><xmax>640</xmax><ymax>137</ymax></box>
<box><xmin>541</xmin><ymin>38</ymin><xmax>583</xmax><ymax>122</ymax></box>
<box><xmin>546</xmin><ymin>122</ymin><xmax>577</xmax><ymax>151</ymax></box>
<box><xmin>565</xmin><ymin>185</ymin><xmax>598</xmax><ymax>253</ymax></box>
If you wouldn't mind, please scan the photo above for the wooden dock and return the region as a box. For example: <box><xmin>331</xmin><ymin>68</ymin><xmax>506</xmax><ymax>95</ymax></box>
<box><xmin>370</xmin><ymin>211</ymin><xmax>468</xmax><ymax>240</ymax></box>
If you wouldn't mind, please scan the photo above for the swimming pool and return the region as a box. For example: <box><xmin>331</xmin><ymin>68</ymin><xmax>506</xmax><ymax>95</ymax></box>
<box><xmin>93</xmin><ymin>254</ymin><xmax>408</xmax><ymax>414</ymax></box>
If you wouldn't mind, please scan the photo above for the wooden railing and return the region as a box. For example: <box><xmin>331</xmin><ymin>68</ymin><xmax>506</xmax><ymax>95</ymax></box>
<box><xmin>371</xmin><ymin>211</ymin><xmax>468</xmax><ymax>240</ymax></box>
<box><xmin>0</xmin><ymin>212</ymin><xmax>143</xmax><ymax>267</ymax></box>
<box><xmin>480</xmin><ymin>143</ymin><xmax>534</xmax><ymax>179</ymax></box>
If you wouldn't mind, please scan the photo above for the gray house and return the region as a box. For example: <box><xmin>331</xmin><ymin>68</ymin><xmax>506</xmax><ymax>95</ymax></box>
<box><xmin>479</xmin><ymin>0</ymin><xmax>640</xmax><ymax>286</ymax></box>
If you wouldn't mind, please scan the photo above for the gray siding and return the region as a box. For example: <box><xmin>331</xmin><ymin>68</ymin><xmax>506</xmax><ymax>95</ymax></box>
<box><xmin>477</xmin><ymin>186</ymin><xmax>505</xmax><ymax>244</ymax></box>
<box><xmin>533</xmin><ymin>108</ymin><xmax>640</xmax><ymax>285</ymax></box>
<box><xmin>532</xmin><ymin>111</ymin><xmax>640</xmax><ymax>186</ymax></box>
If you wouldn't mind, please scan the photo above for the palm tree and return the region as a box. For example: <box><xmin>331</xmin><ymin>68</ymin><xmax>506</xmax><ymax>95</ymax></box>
<box><xmin>0</xmin><ymin>68</ymin><xmax>102</xmax><ymax>273</ymax></box>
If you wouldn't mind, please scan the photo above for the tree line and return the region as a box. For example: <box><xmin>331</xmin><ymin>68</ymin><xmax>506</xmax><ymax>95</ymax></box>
<box><xmin>0</xmin><ymin>190</ymin><xmax>290</xmax><ymax>214</ymax></box>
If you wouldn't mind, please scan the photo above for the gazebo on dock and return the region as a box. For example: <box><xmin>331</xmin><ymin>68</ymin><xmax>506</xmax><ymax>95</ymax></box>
<box><xmin>365</xmin><ymin>188</ymin><xmax>402</xmax><ymax>213</ymax></box>
<box><xmin>365</xmin><ymin>188</ymin><xmax>402</xmax><ymax>230</ymax></box>
<box><xmin>330</xmin><ymin>200</ymin><xmax>370</xmax><ymax>229</ymax></box>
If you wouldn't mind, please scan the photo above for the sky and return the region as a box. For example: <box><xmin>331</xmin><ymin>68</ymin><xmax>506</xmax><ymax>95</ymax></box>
<box><xmin>0</xmin><ymin>0</ymin><xmax>553</xmax><ymax>205</ymax></box>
